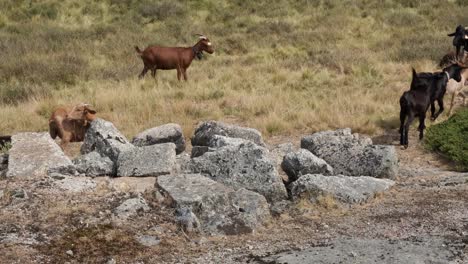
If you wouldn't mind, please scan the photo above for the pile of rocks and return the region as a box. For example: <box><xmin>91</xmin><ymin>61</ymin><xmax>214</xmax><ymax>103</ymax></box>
<box><xmin>3</xmin><ymin>119</ymin><xmax>399</xmax><ymax>236</ymax></box>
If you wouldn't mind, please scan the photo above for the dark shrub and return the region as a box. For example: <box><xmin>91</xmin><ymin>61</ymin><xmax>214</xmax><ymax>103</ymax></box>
<box><xmin>425</xmin><ymin>109</ymin><xmax>468</xmax><ymax>171</ymax></box>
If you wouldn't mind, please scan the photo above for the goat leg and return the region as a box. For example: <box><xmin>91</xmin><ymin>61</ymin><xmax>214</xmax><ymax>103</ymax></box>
<box><xmin>448</xmin><ymin>93</ymin><xmax>456</xmax><ymax>116</ymax></box>
<box><xmin>139</xmin><ymin>66</ymin><xmax>149</xmax><ymax>79</ymax></box>
<box><xmin>399</xmin><ymin>110</ymin><xmax>406</xmax><ymax>145</ymax></box>
<box><xmin>403</xmin><ymin>113</ymin><xmax>415</xmax><ymax>148</ymax></box>
<box><xmin>430</xmin><ymin>102</ymin><xmax>436</xmax><ymax>121</ymax></box>
<box><xmin>418</xmin><ymin>115</ymin><xmax>426</xmax><ymax>140</ymax></box>
<box><xmin>433</xmin><ymin>98</ymin><xmax>444</xmax><ymax>120</ymax></box>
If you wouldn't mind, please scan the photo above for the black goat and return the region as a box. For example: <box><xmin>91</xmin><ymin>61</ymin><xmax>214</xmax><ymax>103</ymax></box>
<box><xmin>448</xmin><ymin>25</ymin><xmax>468</xmax><ymax>59</ymax></box>
<box><xmin>399</xmin><ymin>64</ymin><xmax>464</xmax><ymax>148</ymax></box>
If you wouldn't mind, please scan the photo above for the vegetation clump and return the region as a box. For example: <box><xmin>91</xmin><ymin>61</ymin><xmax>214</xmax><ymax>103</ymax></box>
<box><xmin>425</xmin><ymin>109</ymin><xmax>468</xmax><ymax>171</ymax></box>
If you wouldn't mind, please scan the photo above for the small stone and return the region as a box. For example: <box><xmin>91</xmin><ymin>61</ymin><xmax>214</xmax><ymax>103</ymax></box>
<box><xmin>66</xmin><ymin>250</ymin><xmax>74</xmax><ymax>256</ymax></box>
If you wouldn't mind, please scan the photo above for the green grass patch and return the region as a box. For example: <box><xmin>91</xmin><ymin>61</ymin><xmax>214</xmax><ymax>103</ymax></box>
<box><xmin>425</xmin><ymin>109</ymin><xmax>468</xmax><ymax>171</ymax></box>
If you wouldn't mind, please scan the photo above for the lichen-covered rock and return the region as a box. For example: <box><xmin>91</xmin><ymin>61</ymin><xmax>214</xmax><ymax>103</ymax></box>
<box><xmin>190</xmin><ymin>139</ymin><xmax>287</xmax><ymax>202</ymax></box>
<box><xmin>117</xmin><ymin>143</ymin><xmax>176</xmax><ymax>177</ymax></box>
<box><xmin>282</xmin><ymin>149</ymin><xmax>334</xmax><ymax>183</ymax></box>
<box><xmin>114</xmin><ymin>196</ymin><xmax>150</xmax><ymax>220</ymax></box>
<box><xmin>290</xmin><ymin>174</ymin><xmax>395</xmax><ymax>204</ymax></box>
<box><xmin>73</xmin><ymin>151</ymin><xmax>114</xmax><ymax>176</ymax></box>
<box><xmin>81</xmin><ymin>118</ymin><xmax>134</xmax><ymax>164</ymax></box>
<box><xmin>191</xmin><ymin>121</ymin><xmax>265</xmax><ymax>147</ymax></box>
<box><xmin>52</xmin><ymin>176</ymin><xmax>97</xmax><ymax>193</ymax></box>
<box><xmin>191</xmin><ymin>135</ymin><xmax>251</xmax><ymax>157</ymax></box>
<box><xmin>301</xmin><ymin>129</ymin><xmax>398</xmax><ymax>179</ymax></box>
<box><xmin>157</xmin><ymin>174</ymin><xmax>271</xmax><ymax>235</ymax></box>
<box><xmin>7</xmin><ymin>132</ymin><xmax>76</xmax><ymax>177</ymax></box>
<box><xmin>132</xmin><ymin>123</ymin><xmax>186</xmax><ymax>154</ymax></box>
<box><xmin>175</xmin><ymin>207</ymin><xmax>201</xmax><ymax>233</ymax></box>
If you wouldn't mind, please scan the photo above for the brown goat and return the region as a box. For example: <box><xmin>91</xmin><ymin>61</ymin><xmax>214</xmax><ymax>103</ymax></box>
<box><xmin>49</xmin><ymin>103</ymin><xmax>97</xmax><ymax>146</ymax></box>
<box><xmin>135</xmin><ymin>35</ymin><xmax>214</xmax><ymax>80</ymax></box>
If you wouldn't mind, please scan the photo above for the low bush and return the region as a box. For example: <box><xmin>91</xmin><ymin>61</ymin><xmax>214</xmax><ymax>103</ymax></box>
<box><xmin>425</xmin><ymin>109</ymin><xmax>468</xmax><ymax>171</ymax></box>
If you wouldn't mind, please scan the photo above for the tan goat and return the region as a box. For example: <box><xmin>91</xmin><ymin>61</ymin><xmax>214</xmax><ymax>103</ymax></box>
<box><xmin>49</xmin><ymin>103</ymin><xmax>97</xmax><ymax>146</ymax></box>
<box><xmin>439</xmin><ymin>52</ymin><xmax>468</xmax><ymax>116</ymax></box>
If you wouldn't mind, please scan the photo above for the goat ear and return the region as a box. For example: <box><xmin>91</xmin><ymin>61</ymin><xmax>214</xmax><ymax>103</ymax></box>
<box><xmin>448</xmin><ymin>32</ymin><xmax>456</xmax><ymax>36</ymax></box>
<box><xmin>412</xmin><ymin>68</ymin><xmax>417</xmax><ymax>77</ymax></box>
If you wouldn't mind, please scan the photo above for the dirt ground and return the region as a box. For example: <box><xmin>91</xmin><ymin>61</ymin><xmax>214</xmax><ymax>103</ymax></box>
<box><xmin>0</xmin><ymin>129</ymin><xmax>467</xmax><ymax>264</ymax></box>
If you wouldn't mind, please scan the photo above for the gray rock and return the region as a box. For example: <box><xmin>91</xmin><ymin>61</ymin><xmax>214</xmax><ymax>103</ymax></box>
<box><xmin>107</xmin><ymin>177</ymin><xmax>157</xmax><ymax>193</ymax></box>
<box><xmin>10</xmin><ymin>188</ymin><xmax>28</xmax><ymax>199</ymax></box>
<box><xmin>114</xmin><ymin>196</ymin><xmax>150</xmax><ymax>219</ymax></box>
<box><xmin>301</xmin><ymin>129</ymin><xmax>398</xmax><ymax>179</ymax></box>
<box><xmin>47</xmin><ymin>164</ymin><xmax>79</xmax><ymax>177</ymax></box>
<box><xmin>81</xmin><ymin>118</ymin><xmax>134</xmax><ymax>164</ymax></box>
<box><xmin>157</xmin><ymin>174</ymin><xmax>271</xmax><ymax>235</ymax></box>
<box><xmin>117</xmin><ymin>143</ymin><xmax>176</xmax><ymax>177</ymax></box>
<box><xmin>290</xmin><ymin>174</ymin><xmax>395</xmax><ymax>204</ymax></box>
<box><xmin>269</xmin><ymin>143</ymin><xmax>296</xmax><ymax>169</ymax></box>
<box><xmin>53</xmin><ymin>176</ymin><xmax>97</xmax><ymax>193</ymax></box>
<box><xmin>190</xmin><ymin>139</ymin><xmax>287</xmax><ymax>202</ymax></box>
<box><xmin>191</xmin><ymin>121</ymin><xmax>265</xmax><ymax>147</ymax></box>
<box><xmin>175</xmin><ymin>152</ymin><xmax>192</xmax><ymax>173</ymax></box>
<box><xmin>132</xmin><ymin>123</ymin><xmax>186</xmax><ymax>154</ymax></box>
<box><xmin>73</xmin><ymin>151</ymin><xmax>114</xmax><ymax>176</ymax></box>
<box><xmin>136</xmin><ymin>235</ymin><xmax>161</xmax><ymax>247</ymax></box>
<box><xmin>282</xmin><ymin>149</ymin><xmax>334</xmax><ymax>182</ymax></box>
<box><xmin>191</xmin><ymin>135</ymin><xmax>251</xmax><ymax>157</ymax></box>
<box><xmin>7</xmin><ymin>132</ymin><xmax>76</xmax><ymax>177</ymax></box>
<box><xmin>175</xmin><ymin>207</ymin><xmax>201</xmax><ymax>233</ymax></box>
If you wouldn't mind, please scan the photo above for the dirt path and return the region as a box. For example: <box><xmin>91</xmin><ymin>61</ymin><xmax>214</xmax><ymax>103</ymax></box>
<box><xmin>0</xmin><ymin>130</ymin><xmax>467</xmax><ymax>263</ymax></box>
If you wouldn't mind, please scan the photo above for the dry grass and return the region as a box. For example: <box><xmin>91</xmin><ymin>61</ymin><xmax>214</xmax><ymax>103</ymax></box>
<box><xmin>1</xmin><ymin>0</ymin><xmax>468</xmax><ymax>139</ymax></box>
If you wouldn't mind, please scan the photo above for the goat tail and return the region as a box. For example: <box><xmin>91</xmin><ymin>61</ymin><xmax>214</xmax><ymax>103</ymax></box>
<box><xmin>135</xmin><ymin>46</ymin><xmax>143</xmax><ymax>54</ymax></box>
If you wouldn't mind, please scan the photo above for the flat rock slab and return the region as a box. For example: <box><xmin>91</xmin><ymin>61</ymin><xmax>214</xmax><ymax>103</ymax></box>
<box><xmin>301</xmin><ymin>128</ymin><xmax>398</xmax><ymax>179</ymax></box>
<box><xmin>157</xmin><ymin>174</ymin><xmax>271</xmax><ymax>235</ymax></box>
<box><xmin>191</xmin><ymin>120</ymin><xmax>265</xmax><ymax>147</ymax></box>
<box><xmin>190</xmin><ymin>139</ymin><xmax>287</xmax><ymax>202</ymax></box>
<box><xmin>117</xmin><ymin>143</ymin><xmax>176</xmax><ymax>177</ymax></box>
<box><xmin>290</xmin><ymin>174</ymin><xmax>395</xmax><ymax>204</ymax></box>
<box><xmin>132</xmin><ymin>123</ymin><xmax>186</xmax><ymax>154</ymax></box>
<box><xmin>7</xmin><ymin>132</ymin><xmax>74</xmax><ymax>177</ymax></box>
<box><xmin>257</xmin><ymin>238</ymin><xmax>459</xmax><ymax>264</ymax></box>
<box><xmin>106</xmin><ymin>177</ymin><xmax>157</xmax><ymax>193</ymax></box>
<box><xmin>53</xmin><ymin>176</ymin><xmax>97</xmax><ymax>193</ymax></box>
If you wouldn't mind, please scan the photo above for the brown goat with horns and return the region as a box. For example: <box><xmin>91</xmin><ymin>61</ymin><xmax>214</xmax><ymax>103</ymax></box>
<box><xmin>135</xmin><ymin>34</ymin><xmax>214</xmax><ymax>81</ymax></box>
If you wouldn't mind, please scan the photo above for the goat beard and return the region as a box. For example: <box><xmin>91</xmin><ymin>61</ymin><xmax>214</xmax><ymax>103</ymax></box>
<box><xmin>196</xmin><ymin>51</ymin><xmax>204</xmax><ymax>60</ymax></box>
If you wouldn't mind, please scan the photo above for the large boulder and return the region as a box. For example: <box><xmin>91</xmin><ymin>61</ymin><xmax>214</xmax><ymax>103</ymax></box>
<box><xmin>81</xmin><ymin>118</ymin><xmax>134</xmax><ymax>164</ymax></box>
<box><xmin>117</xmin><ymin>143</ymin><xmax>176</xmax><ymax>177</ymax></box>
<box><xmin>190</xmin><ymin>137</ymin><xmax>287</xmax><ymax>202</ymax></box>
<box><xmin>7</xmin><ymin>132</ymin><xmax>76</xmax><ymax>177</ymax></box>
<box><xmin>73</xmin><ymin>151</ymin><xmax>114</xmax><ymax>176</ymax></box>
<box><xmin>157</xmin><ymin>174</ymin><xmax>271</xmax><ymax>235</ymax></box>
<box><xmin>301</xmin><ymin>129</ymin><xmax>398</xmax><ymax>179</ymax></box>
<box><xmin>191</xmin><ymin>121</ymin><xmax>265</xmax><ymax>147</ymax></box>
<box><xmin>132</xmin><ymin>123</ymin><xmax>186</xmax><ymax>154</ymax></box>
<box><xmin>290</xmin><ymin>174</ymin><xmax>395</xmax><ymax>204</ymax></box>
<box><xmin>282</xmin><ymin>149</ymin><xmax>333</xmax><ymax>183</ymax></box>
